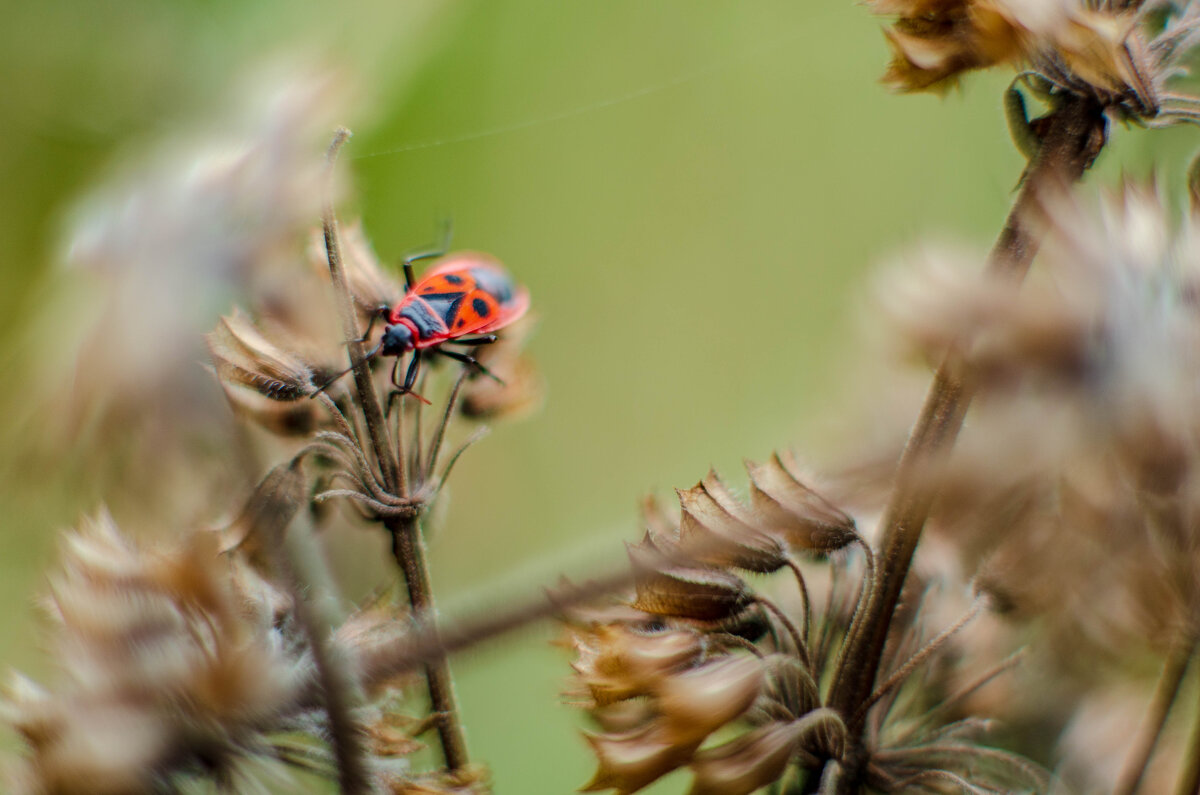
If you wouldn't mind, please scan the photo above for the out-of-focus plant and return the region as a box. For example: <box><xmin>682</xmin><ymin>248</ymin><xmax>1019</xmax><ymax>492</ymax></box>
<box><xmin>9</xmin><ymin>2</ymin><xmax>1200</xmax><ymax>794</ymax></box>
<box><xmin>562</xmin><ymin>2</ymin><xmax>1200</xmax><ymax>794</ymax></box>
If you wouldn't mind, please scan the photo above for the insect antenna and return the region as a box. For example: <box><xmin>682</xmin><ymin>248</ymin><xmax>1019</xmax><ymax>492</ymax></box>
<box><xmin>310</xmin><ymin>342</ymin><xmax>384</xmax><ymax>398</ymax></box>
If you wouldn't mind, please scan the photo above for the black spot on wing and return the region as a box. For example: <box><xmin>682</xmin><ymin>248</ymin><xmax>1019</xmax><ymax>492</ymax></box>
<box><xmin>472</xmin><ymin>297</ymin><xmax>491</xmax><ymax>318</ymax></box>
<box><xmin>469</xmin><ymin>267</ymin><xmax>514</xmax><ymax>304</ymax></box>
<box><xmin>443</xmin><ymin>273</ymin><xmax>464</xmax><ymax>285</ymax></box>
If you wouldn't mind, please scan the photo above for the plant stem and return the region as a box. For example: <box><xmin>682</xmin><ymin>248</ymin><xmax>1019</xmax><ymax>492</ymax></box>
<box><xmin>280</xmin><ymin>524</ymin><xmax>373</xmax><ymax>794</ymax></box>
<box><xmin>1115</xmin><ymin>630</ymin><xmax>1199</xmax><ymax>795</ymax></box>
<box><xmin>261</xmin><ymin>459</ymin><xmax>371</xmax><ymax>794</ymax></box>
<box><xmin>320</xmin><ymin>129</ymin><xmax>470</xmax><ymax>771</ymax></box>
<box><xmin>1174</xmin><ymin>645</ymin><xmax>1200</xmax><ymax>795</ymax></box>
<box><xmin>388</xmin><ymin>516</ymin><xmax>471</xmax><ymax>771</ymax></box>
<box><xmin>825</xmin><ymin>95</ymin><xmax>1105</xmax><ymax>790</ymax></box>
<box><xmin>358</xmin><ymin>564</ymin><xmax>639</xmax><ymax>687</ymax></box>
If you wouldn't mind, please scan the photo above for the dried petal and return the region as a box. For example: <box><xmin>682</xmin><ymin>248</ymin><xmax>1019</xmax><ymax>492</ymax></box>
<box><xmin>655</xmin><ymin>654</ymin><xmax>765</xmax><ymax>746</ymax></box>
<box><xmin>582</xmin><ymin>723</ymin><xmax>696</xmax><ymax>794</ymax></box>
<box><xmin>687</xmin><ymin>721</ymin><xmax>802</xmax><ymax>795</ymax></box>
<box><xmin>746</xmin><ymin>453</ymin><xmax>858</xmax><ymax>552</ymax></box>
<box><xmin>677</xmin><ymin>476</ymin><xmax>788</xmax><ymax>572</ymax></box>
<box><xmin>627</xmin><ymin>542</ymin><xmax>752</xmax><ymax>622</ymax></box>
<box><xmin>572</xmin><ymin>624</ymin><xmax>704</xmax><ymax>706</ymax></box>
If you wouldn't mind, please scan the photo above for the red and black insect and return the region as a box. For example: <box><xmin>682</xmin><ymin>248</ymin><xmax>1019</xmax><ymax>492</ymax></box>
<box><xmin>319</xmin><ymin>244</ymin><xmax>530</xmax><ymax>399</ymax></box>
<box><xmin>374</xmin><ymin>250</ymin><xmax>530</xmax><ymax>394</ymax></box>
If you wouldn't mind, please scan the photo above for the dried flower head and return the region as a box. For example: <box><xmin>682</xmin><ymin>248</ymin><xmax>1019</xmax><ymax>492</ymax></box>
<box><xmin>563</xmin><ymin>455</ymin><xmax>1035</xmax><ymax>793</ymax></box>
<box><xmin>876</xmin><ymin>182</ymin><xmax>1200</xmax><ymax>662</ymax></box>
<box><xmin>2</xmin><ymin>511</ymin><xmax>313</xmax><ymax>793</ymax></box>
<box><xmin>870</xmin><ymin>0</ymin><xmax>1200</xmax><ymax>127</ymax></box>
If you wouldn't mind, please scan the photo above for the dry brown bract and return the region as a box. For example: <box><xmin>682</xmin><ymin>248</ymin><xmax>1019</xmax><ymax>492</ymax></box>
<box><xmin>1</xmin><ymin>512</ymin><xmax>312</xmax><ymax>794</ymax></box>
<box><xmin>870</xmin><ymin>0</ymin><xmax>1200</xmax><ymax>126</ymax></box>
<box><xmin>880</xmin><ymin>183</ymin><xmax>1200</xmax><ymax>664</ymax></box>
<box><xmin>563</xmin><ymin>455</ymin><xmax>1043</xmax><ymax>793</ymax></box>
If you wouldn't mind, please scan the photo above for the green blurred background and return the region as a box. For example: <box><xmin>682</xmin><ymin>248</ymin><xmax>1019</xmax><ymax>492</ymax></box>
<box><xmin>0</xmin><ymin>1</ymin><xmax>1195</xmax><ymax>792</ymax></box>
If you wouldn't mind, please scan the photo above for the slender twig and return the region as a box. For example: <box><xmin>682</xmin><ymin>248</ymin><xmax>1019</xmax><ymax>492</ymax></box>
<box><xmin>385</xmin><ymin>515</ymin><xmax>471</xmax><ymax>770</ymax></box>
<box><xmin>825</xmin><ymin>95</ymin><xmax>1106</xmax><ymax>791</ymax></box>
<box><xmin>757</xmin><ymin>594</ymin><xmax>811</xmax><ymax>669</ymax></box>
<box><xmin>1115</xmin><ymin>629</ymin><xmax>1200</xmax><ymax>795</ymax></box>
<box><xmin>785</xmin><ymin>557</ymin><xmax>813</xmax><ymax>649</ymax></box>
<box><xmin>322</xmin><ymin>128</ymin><xmax>402</xmax><ymax>495</ymax></box>
<box><xmin>426</xmin><ymin>371</ymin><xmax>469</xmax><ymax>478</ymax></box>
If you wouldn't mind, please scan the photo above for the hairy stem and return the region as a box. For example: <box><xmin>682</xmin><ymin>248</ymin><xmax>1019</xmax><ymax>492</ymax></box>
<box><xmin>1115</xmin><ymin>630</ymin><xmax>1199</xmax><ymax>795</ymax></box>
<box><xmin>825</xmin><ymin>95</ymin><xmax>1105</xmax><ymax>790</ymax></box>
<box><xmin>321</xmin><ymin>129</ymin><xmax>469</xmax><ymax>771</ymax></box>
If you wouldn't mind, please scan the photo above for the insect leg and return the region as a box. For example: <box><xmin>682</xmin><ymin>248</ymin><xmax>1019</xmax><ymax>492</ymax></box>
<box><xmin>401</xmin><ymin>219</ymin><xmax>454</xmax><ymax>290</ymax></box>
<box><xmin>435</xmin><ymin>348</ymin><xmax>504</xmax><ymax>384</ymax></box>
<box><xmin>401</xmin><ymin>351</ymin><xmax>422</xmax><ymax>393</ymax></box>
<box><xmin>358</xmin><ymin>306</ymin><xmax>391</xmax><ymax>343</ymax></box>
<box><xmin>442</xmin><ymin>335</ymin><xmax>498</xmax><ymax>347</ymax></box>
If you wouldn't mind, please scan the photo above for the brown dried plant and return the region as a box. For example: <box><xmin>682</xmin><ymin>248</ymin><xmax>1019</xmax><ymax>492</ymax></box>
<box><xmin>563</xmin><ymin>2</ymin><xmax>1200</xmax><ymax>794</ymax></box>
<box><xmin>2</xmin><ymin>117</ymin><xmax>548</xmax><ymax>793</ymax></box>
<box><xmin>9</xmin><ymin>3</ymin><xmax>1200</xmax><ymax>794</ymax></box>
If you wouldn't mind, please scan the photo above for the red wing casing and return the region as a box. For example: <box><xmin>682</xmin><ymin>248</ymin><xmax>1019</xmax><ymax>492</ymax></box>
<box><xmin>390</xmin><ymin>253</ymin><xmax>530</xmax><ymax>346</ymax></box>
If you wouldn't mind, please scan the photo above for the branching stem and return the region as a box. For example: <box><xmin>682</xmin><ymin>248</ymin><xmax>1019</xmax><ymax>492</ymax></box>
<box><xmin>321</xmin><ymin>128</ymin><xmax>470</xmax><ymax>772</ymax></box>
<box><xmin>825</xmin><ymin>95</ymin><xmax>1105</xmax><ymax>791</ymax></box>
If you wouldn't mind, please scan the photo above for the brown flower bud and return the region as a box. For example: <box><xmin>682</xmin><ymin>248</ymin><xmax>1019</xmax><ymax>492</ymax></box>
<box><xmin>460</xmin><ymin>315</ymin><xmax>543</xmax><ymax>420</ymax></box>
<box><xmin>687</xmin><ymin>721</ymin><xmax>802</xmax><ymax>795</ymax></box>
<box><xmin>655</xmin><ymin>654</ymin><xmax>766</xmax><ymax>746</ymax></box>
<box><xmin>676</xmin><ymin>474</ymin><xmax>789</xmax><ymax>573</ymax></box>
<box><xmin>582</xmin><ymin>723</ymin><xmax>696</xmax><ymax>794</ymax></box>
<box><xmin>207</xmin><ymin>311</ymin><xmax>325</xmax><ymax>435</ymax></box>
<box><xmin>572</xmin><ymin>623</ymin><xmax>704</xmax><ymax>706</ymax></box>
<box><xmin>627</xmin><ymin>541</ymin><xmax>752</xmax><ymax>622</ymax></box>
<box><xmin>745</xmin><ymin>453</ymin><xmax>858</xmax><ymax>552</ymax></box>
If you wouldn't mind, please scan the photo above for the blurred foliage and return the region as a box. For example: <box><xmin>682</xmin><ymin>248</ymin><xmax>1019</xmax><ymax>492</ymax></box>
<box><xmin>1</xmin><ymin>1</ymin><xmax>1197</xmax><ymax>792</ymax></box>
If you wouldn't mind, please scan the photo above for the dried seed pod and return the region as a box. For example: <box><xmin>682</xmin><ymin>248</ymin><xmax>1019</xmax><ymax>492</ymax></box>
<box><xmin>655</xmin><ymin>654</ymin><xmax>766</xmax><ymax>746</ymax></box>
<box><xmin>687</xmin><ymin>721</ymin><xmax>803</xmax><ymax>795</ymax></box>
<box><xmin>676</xmin><ymin>475</ymin><xmax>788</xmax><ymax>573</ymax></box>
<box><xmin>379</xmin><ymin>763</ymin><xmax>491</xmax><ymax>794</ymax></box>
<box><xmin>745</xmin><ymin>453</ymin><xmax>858</xmax><ymax>552</ymax></box>
<box><xmin>570</xmin><ymin>623</ymin><xmax>704</xmax><ymax>706</ymax></box>
<box><xmin>582</xmin><ymin>723</ymin><xmax>698</xmax><ymax>794</ymax></box>
<box><xmin>627</xmin><ymin>541</ymin><xmax>752</xmax><ymax>622</ymax></box>
<box><xmin>4</xmin><ymin>512</ymin><xmax>313</xmax><ymax>794</ymax></box>
<box><xmin>309</xmin><ymin>219</ymin><xmax>400</xmax><ymax>319</ymax></box>
<box><xmin>870</xmin><ymin>0</ymin><xmax>1170</xmax><ymax>113</ymax></box>
<box><xmin>207</xmin><ymin>310</ymin><xmax>326</xmax><ymax>435</ymax></box>
<box><xmin>208</xmin><ymin>310</ymin><xmax>316</xmax><ymax>400</ymax></box>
